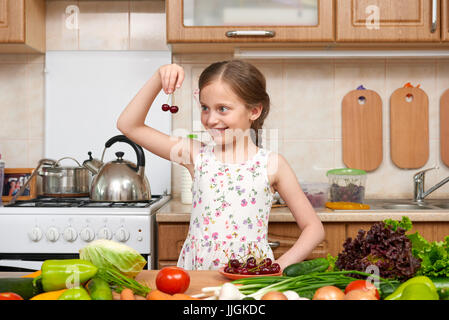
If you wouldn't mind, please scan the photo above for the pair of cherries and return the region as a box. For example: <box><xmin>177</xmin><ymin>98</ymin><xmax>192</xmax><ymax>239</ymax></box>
<box><xmin>161</xmin><ymin>104</ymin><xmax>178</xmax><ymax>114</ymax></box>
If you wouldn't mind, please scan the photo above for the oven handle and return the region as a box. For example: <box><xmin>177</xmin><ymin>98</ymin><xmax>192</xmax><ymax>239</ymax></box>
<box><xmin>0</xmin><ymin>259</ymin><xmax>43</xmax><ymax>270</ymax></box>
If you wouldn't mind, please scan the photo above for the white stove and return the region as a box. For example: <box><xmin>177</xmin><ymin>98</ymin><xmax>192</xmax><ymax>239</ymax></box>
<box><xmin>0</xmin><ymin>195</ymin><xmax>170</xmax><ymax>271</ymax></box>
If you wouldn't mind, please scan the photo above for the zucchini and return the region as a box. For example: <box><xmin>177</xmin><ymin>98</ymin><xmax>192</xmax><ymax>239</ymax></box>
<box><xmin>0</xmin><ymin>277</ymin><xmax>43</xmax><ymax>300</ymax></box>
<box><xmin>85</xmin><ymin>277</ymin><xmax>113</xmax><ymax>300</ymax></box>
<box><xmin>283</xmin><ymin>258</ymin><xmax>329</xmax><ymax>277</ymax></box>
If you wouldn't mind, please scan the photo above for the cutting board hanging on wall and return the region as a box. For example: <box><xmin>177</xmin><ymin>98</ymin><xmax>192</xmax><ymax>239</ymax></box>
<box><xmin>441</xmin><ymin>89</ymin><xmax>449</xmax><ymax>167</ymax></box>
<box><xmin>390</xmin><ymin>87</ymin><xmax>429</xmax><ymax>169</ymax></box>
<box><xmin>342</xmin><ymin>89</ymin><xmax>383</xmax><ymax>172</ymax></box>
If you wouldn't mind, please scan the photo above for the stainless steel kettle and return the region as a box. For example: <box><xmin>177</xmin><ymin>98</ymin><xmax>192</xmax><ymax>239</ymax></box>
<box><xmin>83</xmin><ymin>135</ymin><xmax>151</xmax><ymax>202</ymax></box>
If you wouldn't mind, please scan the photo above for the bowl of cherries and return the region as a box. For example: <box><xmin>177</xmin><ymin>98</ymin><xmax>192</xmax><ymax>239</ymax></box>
<box><xmin>219</xmin><ymin>256</ymin><xmax>282</xmax><ymax>280</ymax></box>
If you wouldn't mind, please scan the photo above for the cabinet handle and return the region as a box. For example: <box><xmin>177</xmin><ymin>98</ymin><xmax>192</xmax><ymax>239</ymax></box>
<box><xmin>226</xmin><ymin>30</ymin><xmax>276</xmax><ymax>38</ymax></box>
<box><xmin>268</xmin><ymin>241</ymin><xmax>280</xmax><ymax>249</ymax></box>
<box><xmin>431</xmin><ymin>0</ymin><xmax>438</xmax><ymax>33</ymax></box>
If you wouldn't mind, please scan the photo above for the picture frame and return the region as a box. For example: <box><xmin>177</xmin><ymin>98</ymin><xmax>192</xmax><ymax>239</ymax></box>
<box><xmin>1</xmin><ymin>168</ymin><xmax>36</xmax><ymax>203</ymax></box>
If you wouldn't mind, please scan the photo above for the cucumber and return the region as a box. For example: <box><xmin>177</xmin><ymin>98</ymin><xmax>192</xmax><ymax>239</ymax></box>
<box><xmin>0</xmin><ymin>278</ymin><xmax>43</xmax><ymax>300</ymax></box>
<box><xmin>282</xmin><ymin>258</ymin><xmax>330</xmax><ymax>277</ymax></box>
<box><xmin>85</xmin><ymin>277</ymin><xmax>113</xmax><ymax>300</ymax></box>
<box><xmin>430</xmin><ymin>277</ymin><xmax>449</xmax><ymax>300</ymax></box>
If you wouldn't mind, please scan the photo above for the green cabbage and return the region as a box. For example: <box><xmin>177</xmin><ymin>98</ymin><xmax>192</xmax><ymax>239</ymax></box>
<box><xmin>79</xmin><ymin>239</ymin><xmax>146</xmax><ymax>278</ymax></box>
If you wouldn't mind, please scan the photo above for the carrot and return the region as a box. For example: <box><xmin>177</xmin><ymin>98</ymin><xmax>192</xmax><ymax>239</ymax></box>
<box><xmin>146</xmin><ymin>290</ymin><xmax>173</xmax><ymax>300</ymax></box>
<box><xmin>21</xmin><ymin>270</ymin><xmax>42</xmax><ymax>278</ymax></box>
<box><xmin>171</xmin><ymin>293</ymin><xmax>200</xmax><ymax>300</ymax></box>
<box><xmin>120</xmin><ymin>288</ymin><xmax>135</xmax><ymax>300</ymax></box>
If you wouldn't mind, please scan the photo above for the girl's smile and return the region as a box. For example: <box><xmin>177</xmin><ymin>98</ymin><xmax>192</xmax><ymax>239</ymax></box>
<box><xmin>200</xmin><ymin>80</ymin><xmax>260</xmax><ymax>146</ymax></box>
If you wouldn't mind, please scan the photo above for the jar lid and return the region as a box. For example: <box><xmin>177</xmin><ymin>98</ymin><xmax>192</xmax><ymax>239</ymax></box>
<box><xmin>326</xmin><ymin>168</ymin><xmax>367</xmax><ymax>176</ymax></box>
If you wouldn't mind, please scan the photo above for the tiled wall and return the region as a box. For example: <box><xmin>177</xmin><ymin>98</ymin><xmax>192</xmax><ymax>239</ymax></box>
<box><xmin>171</xmin><ymin>55</ymin><xmax>449</xmax><ymax>200</ymax></box>
<box><xmin>1</xmin><ymin>0</ymin><xmax>449</xmax><ymax>200</ymax></box>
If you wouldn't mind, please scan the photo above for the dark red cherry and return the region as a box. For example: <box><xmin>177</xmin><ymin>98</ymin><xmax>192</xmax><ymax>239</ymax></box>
<box><xmin>161</xmin><ymin>104</ymin><xmax>170</xmax><ymax>112</ymax></box>
<box><xmin>170</xmin><ymin>105</ymin><xmax>179</xmax><ymax>113</ymax></box>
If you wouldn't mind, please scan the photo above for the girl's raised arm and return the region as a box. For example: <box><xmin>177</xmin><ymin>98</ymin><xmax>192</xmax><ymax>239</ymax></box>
<box><xmin>117</xmin><ymin>64</ymin><xmax>198</xmax><ymax>166</ymax></box>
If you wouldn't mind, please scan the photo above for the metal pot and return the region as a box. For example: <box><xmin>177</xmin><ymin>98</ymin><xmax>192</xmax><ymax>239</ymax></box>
<box><xmin>39</xmin><ymin>157</ymin><xmax>90</xmax><ymax>197</ymax></box>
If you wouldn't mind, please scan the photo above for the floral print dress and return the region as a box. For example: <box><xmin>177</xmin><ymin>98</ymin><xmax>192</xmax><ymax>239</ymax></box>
<box><xmin>177</xmin><ymin>143</ymin><xmax>275</xmax><ymax>270</ymax></box>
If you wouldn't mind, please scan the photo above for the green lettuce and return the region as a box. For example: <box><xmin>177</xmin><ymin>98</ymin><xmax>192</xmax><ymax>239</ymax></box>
<box><xmin>79</xmin><ymin>239</ymin><xmax>146</xmax><ymax>278</ymax></box>
<box><xmin>408</xmin><ymin>233</ymin><xmax>449</xmax><ymax>278</ymax></box>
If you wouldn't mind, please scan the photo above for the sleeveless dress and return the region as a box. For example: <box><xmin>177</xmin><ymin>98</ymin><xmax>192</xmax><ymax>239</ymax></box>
<box><xmin>177</xmin><ymin>143</ymin><xmax>275</xmax><ymax>270</ymax></box>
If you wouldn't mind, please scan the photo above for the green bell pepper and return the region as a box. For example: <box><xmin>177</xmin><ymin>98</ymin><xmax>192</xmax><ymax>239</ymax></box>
<box><xmin>58</xmin><ymin>287</ymin><xmax>92</xmax><ymax>300</ymax></box>
<box><xmin>35</xmin><ymin>259</ymin><xmax>98</xmax><ymax>292</ymax></box>
<box><xmin>385</xmin><ymin>276</ymin><xmax>439</xmax><ymax>300</ymax></box>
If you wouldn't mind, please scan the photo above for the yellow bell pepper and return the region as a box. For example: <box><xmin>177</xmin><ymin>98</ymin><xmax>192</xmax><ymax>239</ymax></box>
<box><xmin>326</xmin><ymin>202</ymin><xmax>370</xmax><ymax>210</ymax></box>
<box><xmin>30</xmin><ymin>289</ymin><xmax>67</xmax><ymax>300</ymax></box>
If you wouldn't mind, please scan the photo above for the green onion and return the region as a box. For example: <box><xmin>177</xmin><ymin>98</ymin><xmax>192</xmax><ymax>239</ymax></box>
<box><xmin>96</xmin><ymin>267</ymin><xmax>150</xmax><ymax>297</ymax></box>
<box><xmin>231</xmin><ymin>271</ymin><xmax>396</xmax><ymax>299</ymax></box>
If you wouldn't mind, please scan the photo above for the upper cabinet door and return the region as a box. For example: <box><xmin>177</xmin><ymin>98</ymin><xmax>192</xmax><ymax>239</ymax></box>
<box><xmin>167</xmin><ymin>0</ymin><xmax>334</xmax><ymax>43</ymax></box>
<box><xmin>337</xmin><ymin>0</ymin><xmax>441</xmax><ymax>42</ymax></box>
<box><xmin>443</xmin><ymin>0</ymin><xmax>449</xmax><ymax>41</ymax></box>
<box><xmin>0</xmin><ymin>0</ymin><xmax>25</xmax><ymax>43</ymax></box>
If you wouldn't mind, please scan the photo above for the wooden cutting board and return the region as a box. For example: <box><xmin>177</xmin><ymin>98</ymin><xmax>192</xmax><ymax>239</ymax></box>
<box><xmin>342</xmin><ymin>89</ymin><xmax>383</xmax><ymax>172</ymax></box>
<box><xmin>441</xmin><ymin>89</ymin><xmax>449</xmax><ymax>167</ymax></box>
<box><xmin>390</xmin><ymin>87</ymin><xmax>429</xmax><ymax>169</ymax></box>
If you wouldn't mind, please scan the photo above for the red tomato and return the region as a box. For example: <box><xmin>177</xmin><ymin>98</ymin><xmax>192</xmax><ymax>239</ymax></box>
<box><xmin>156</xmin><ymin>267</ymin><xmax>190</xmax><ymax>295</ymax></box>
<box><xmin>0</xmin><ymin>292</ymin><xmax>24</xmax><ymax>300</ymax></box>
<box><xmin>344</xmin><ymin>280</ymin><xmax>380</xmax><ymax>300</ymax></box>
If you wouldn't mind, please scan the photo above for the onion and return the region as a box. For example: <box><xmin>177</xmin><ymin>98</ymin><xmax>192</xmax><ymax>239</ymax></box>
<box><xmin>312</xmin><ymin>286</ymin><xmax>345</xmax><ymax>300</ymax></box>
<box><xmin>261</xmin><ymin>291</ymin><xmax>288</xmax><ymax>300</ymax></box>
<box><xmin>344</xmin><ymin>289</ymin><xmax>378</xmax><ymax>300</ymax></box>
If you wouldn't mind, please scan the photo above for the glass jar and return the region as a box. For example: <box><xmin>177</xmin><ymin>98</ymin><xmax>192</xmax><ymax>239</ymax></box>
<box><xmin>326</xmin><ymin>168</ymin><xmax>367</xmax><ymax>204</ymax></box>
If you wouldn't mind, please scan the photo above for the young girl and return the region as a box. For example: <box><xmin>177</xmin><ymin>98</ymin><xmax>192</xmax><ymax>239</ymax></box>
<box><xmin>117</xmin><ymin>60</ymin><xmax>325</xmax><ymax>271</ymax></box>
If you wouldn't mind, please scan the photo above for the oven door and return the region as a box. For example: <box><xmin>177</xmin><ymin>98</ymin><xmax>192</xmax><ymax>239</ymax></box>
<box><xmin>0</xmin><ymin>253</ymin><xmax>151</xmax><ymax>272</ymax></box>
<box><xmin>0</xmin><ymin>253</ymin><xmax>79</xmax><ymax>271</ymax></box>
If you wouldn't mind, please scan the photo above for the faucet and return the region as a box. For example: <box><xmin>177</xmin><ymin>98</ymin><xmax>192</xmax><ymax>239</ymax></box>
<box><xmin>413</xmin><ymin>167</ymin><xmax>449</xmax><ymax>203</ymax></box>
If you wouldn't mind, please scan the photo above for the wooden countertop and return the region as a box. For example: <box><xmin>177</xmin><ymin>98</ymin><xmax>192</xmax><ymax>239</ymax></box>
<box><xmin>135</xmin><ymin>270</ymin><xmax>228</xmax><ymax>296</ymax></box>
<box><xmin>0</xmin><ymin>270</ymin><xmax>229</xmax><ymax>298</ymax></box>
<box><xmin>156</xmin><ymin>198</ymin><xmax>449</xmax><ymax>223</ymax></box>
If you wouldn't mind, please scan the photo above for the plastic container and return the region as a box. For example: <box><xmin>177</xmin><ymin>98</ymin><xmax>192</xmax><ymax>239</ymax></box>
<box><xmin>0</xmin><ymin>154</ymin><xmax>4</xmax><ymax>206</ymax></box>
<box><xmin>180</xmin><ymin>134</ymin><xmax>197</xmax><ymax>205</ymax></box>
<box><xmin>326</xmin><ymin>168</ymin><xmax>367</xmax><ymax>204</ymax></box>
<box><xmin>301</xmin><ymin>182</ymin><xmax>329</xmax><ymax>208</ymax></box>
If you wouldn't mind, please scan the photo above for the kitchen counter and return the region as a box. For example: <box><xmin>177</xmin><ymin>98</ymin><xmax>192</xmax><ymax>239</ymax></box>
<box><xmin>0</xmin><ymin>270</ymin><xmax>228</xmax><ymax>297</ymax></box>
<box><xmin>156</xmin><ymin>198</ymin><xmax>449</xmax><ymax>223</ymax></box>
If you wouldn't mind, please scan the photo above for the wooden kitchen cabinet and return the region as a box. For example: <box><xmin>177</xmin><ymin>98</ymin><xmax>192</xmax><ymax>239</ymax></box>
<box><xmin>0</xmin><ymin>0</ymin><xmax>45</xmax><ymax>53</ymax></box>
<box><xmin>166</xmin><ymin>0</ymin><xmax>334</xmax><ymax>51</ymax></box>
<box><xmin>443</xmin><ymin>0</ymin><xmax>449</xmax><ymax>41</ymax></box>
<box><xmin>157</xmin><ymin>219</ymin><xmax>449</xmax><ymax>267</ymax></box>
<box><xmin>157</xmin><ymin>222</ymin><xmax>189</xmax><ymax>268</ymax></box>
<box><xmin>336</xmin><ymin>0</ymin><xmax>441</xmax><ymax>42</ymax></box>
<box><xmin>268</xmin><ymin>222</ymin><xmax>346</xmax><ymax>260</ymax></box>
<box><xmin>156</xmin><ymin>221</ymin><xmax>346</xmax><ymax>267</ymax></box>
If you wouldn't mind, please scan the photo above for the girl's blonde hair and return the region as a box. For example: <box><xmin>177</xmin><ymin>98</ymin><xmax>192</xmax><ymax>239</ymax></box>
<box><xmin>198</xmin><ymin>60</ymin><xmax>270</xmax><ymax>147</ymax></box>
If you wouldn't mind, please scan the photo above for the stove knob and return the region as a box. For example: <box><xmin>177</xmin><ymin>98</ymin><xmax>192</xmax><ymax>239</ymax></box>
<box><xmin>80</xmin><ymin>227</ymin><xmax>95</xmax><ymax>242</ymax></box>
<box><xmin>29</xmin><ymin>227</ymin><xmax>43</xmax><ymax>242</ymax></box>
<box><xmin>63</xmin><ymin>227</ymin><xmax>78</xmax><ymax>242</ymax></box>
<box><xmin>98</xmin><ymin>227</ymin><xmax>113</xmax><ymax>240</ymax></box>
<box><xmin>115</xmin><ymin>227</ymin><xmax>130</xmax><ymax>242</ymax></box>
<box><xmin>46</xmin><ymin>227</ymin><xmax>60</xmax><ymax>242</ymax></box>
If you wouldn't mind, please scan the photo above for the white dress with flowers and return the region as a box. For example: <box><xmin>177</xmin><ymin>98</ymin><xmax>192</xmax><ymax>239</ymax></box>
<box><xmin>177</xmin><ymin>143</ymin><xmax>275</xmax><ymax>270</ymax></box>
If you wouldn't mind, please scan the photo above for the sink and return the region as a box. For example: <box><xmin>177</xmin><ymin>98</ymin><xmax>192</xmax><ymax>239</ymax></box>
<box><xmin>433</xmin><ymin>203</ymin><xmax>449</xmax><ymax>209</ymax></box>
<box><xmin>381</xmin><ymin>204</ymin><xmax>435</xmax><ymax>210</ymax></box>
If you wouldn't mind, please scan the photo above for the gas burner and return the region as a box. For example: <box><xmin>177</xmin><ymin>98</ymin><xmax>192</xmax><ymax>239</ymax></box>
<box><xmin>5</xmin><ymin>195</ymin><xmax>162</xmax><ymax>208</ymax></box>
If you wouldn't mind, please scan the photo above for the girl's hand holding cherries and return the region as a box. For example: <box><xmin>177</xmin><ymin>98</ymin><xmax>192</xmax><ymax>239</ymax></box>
<box><xmin>159</xmin><ymin>64</ymin><xmax>184</xmax><ymax>114</ymax></box>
